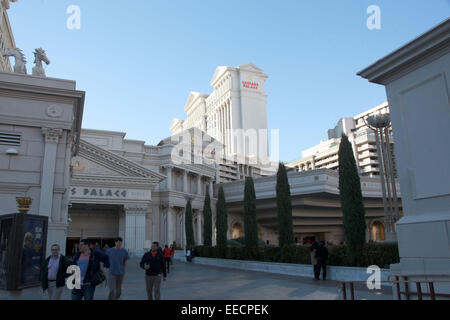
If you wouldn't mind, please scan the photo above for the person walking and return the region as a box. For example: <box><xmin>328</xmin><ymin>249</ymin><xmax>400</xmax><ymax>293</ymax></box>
<box><xmin>106</xmin><ymin>237</ymin><xmax>129</xmax><ymax>300</ymax></box>
<box><xmin>169</xmin><ymin>244</ymin><xmax>175</xmax><ymax>269</ymax></box>
<box><xmin>163</xmin><ymin>245</ymin><xmax>171</xmax><ymax>274</ymax></box>
<box><xmin>40</xmin><ymin>244</ymin><xmax>71</xmax><ymax>300</ymax></box>
<box><xmin>315</xmin><ymin>241</ymin><xmax>329</xmax><ymax>280</ymax></box>
<box><xmin>140</xmin><ymin>242</ymin><xmax>167</xmax><ymax>300</ymax></box>
<box><xmin>186</xmin><ymin>248</ymin><xmax>192</xmax><ymax>262</ymax></box>
<box><xmin>310</xmin><ymin>240</ymin><xmax>319</xmax><ymax>280</ymax></box>
<box><xmin>71</xmin><ymin>239</ymin><xmax>110</xmax><ymax>300</ymax></box>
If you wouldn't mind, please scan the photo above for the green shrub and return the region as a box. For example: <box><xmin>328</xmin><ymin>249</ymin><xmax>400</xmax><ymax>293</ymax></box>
<box><xmin>193</xmin><ymin>243</ymin><xmax>399</xmax><ymax>268</ymax></box>
<box><xmin>227</xmin><ymin>239</ymin><xmax>244</xmax><ymax>247</ymax></box>
<box><xmin>232</xmin><ymin>237</ymin><xmax>266</xmax><ymax>247</ymax></box>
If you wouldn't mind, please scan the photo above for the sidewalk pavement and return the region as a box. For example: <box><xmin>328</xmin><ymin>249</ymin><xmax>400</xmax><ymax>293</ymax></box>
<box><xmin>0</xmin><ymin>258</ymin><xmax>392</xmax><ymax>300</ymax></box>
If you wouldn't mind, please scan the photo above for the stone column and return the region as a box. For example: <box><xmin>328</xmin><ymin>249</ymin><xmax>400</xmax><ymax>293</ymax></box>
<box><xmin>183</xmin><ymin>170</ymin><xmax>188</xmax><ymax>193</ymax></box>
<box><xmin>209</xmin><ymin>178</ymin><xmax>213</xmax><ymax>198</ymax></box>
<box><xmin>167</xmin><ymin>206</ymin><xmax>175</xmax><ymax>246</ymax></box>
<box><xmin>197</xmin><ymin>174</ymin><xmax>202</xmax><ymax>195</ymax></box>
<box><xmin>221</xmin><ymin>106</ymin><xmax>224</xmax><ymax>144</ymax></box>
<box><xmin>165</xmin><ymin>165</ymin><xmax>172</xmax><ymax>191</ymax></box>
<box><xmin>61</xmin><ymin>132</ymin><xmax>73</xmax><ymax>225</ymax></box>
<box><xmin>180</xmin><ymin>210</ymin><xmax>186</xmax><ymax>249</ymax></box>
<box><xmin>124</xmin><ymin>204</ymin><xmax>147</xmax><ymax>257</ymax></box>
<box><xmin>145</xmin><ymin>207</ymin><xmax>153</xmax><ymax>243</ymax></box>
<box><xmin>197</xmin><ymin>211</ymin><xmax>202</xmax><ymax>245</ymax></box>
<box><xmin>226</xmin><ymin>102</ymin><xmax>230</xmax><ymax>154</ymax></box>
<box><xmin>39</xmin><ymin>128</ymin><xmax>63</xmax><ymax>221</ymax></box>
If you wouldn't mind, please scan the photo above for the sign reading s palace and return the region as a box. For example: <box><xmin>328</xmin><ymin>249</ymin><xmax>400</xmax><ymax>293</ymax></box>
<box><xmin>69</xmin><ymin>187</ymin><xmax>151</xmax><ymax>201</ymax></box>
<box><xmin>71</xmin><ymin>187</ymin><xmax>127</xmax><ymax>198</ymax></box>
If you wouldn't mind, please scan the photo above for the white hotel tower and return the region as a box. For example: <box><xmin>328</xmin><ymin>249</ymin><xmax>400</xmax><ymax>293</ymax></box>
<box><xmin>171</xmin><ymin>63</ymin><xmax>270</xmax><ymax>167</ymax></box>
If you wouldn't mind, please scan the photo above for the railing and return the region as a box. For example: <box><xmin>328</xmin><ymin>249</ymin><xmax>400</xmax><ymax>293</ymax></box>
<box><xmin>337</xmin><ymin>275</ymin><xmax>450</xmax><ymax>300</ymax></box>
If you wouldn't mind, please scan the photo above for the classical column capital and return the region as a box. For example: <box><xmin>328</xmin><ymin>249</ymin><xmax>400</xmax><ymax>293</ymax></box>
<box><xmin>42</xmin><ymin>127</ymin><xmax>63</xmax><ymax>143</ymax></box>
<box><xmin>124</xmin><ymin>204</ymin><xmax>148</xmax><ymax>215</ymax></box>
<box><xmin>66</xmin><ymin>132</ymin><xmax>74</xmax><ymax>143</ymax></box>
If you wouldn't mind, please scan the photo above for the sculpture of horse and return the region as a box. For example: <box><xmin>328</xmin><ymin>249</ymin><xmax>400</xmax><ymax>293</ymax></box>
<box><xmin>3</xmin><ymin>47</ymin><xmax>27</xmax><ymax>74</ymax></box>
<box><xmin>32</xmin><ymin>48</ymin><xmax>50</xmax><ymax>77</ymax></box>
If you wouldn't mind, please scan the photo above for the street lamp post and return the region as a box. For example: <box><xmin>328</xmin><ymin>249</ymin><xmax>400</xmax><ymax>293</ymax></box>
<box><xmin>364</xmin><ymin>113</ymin><xmax>400</xmax><ymax>242</ymax></box>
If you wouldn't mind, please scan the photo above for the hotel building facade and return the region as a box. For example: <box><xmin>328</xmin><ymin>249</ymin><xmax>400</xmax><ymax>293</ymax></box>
<box><xmin>66</xmin><ymin>128</ymin><xmax>219</xmax><ymax>257</ymax></box>
<box><xmin>171</xmin><ymin>63</ymin><xmax>276</xmax><ymax>183</ymax></box>
<box><xmin>0</xmin><ymin>0</ymin><xmax>400</xmax><ymax>257</ymax></box>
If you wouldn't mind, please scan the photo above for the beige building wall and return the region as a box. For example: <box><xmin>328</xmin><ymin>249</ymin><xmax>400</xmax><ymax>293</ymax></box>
<box><xmin>0</xmin><ymin>72</ymin><xmax>85</xmax><ymax>255</ymax></box>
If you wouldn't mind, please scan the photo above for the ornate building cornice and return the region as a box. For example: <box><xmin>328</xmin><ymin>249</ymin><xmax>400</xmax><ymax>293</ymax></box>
<box><xmin>124</xmin><ymin>204</ymin><xmax>148</xmax><ymax>215</ymax></box>
<box><xmin>78</xmin><ymin>139</ymin><xmax>165</xmax><ymax>182</ymax></box>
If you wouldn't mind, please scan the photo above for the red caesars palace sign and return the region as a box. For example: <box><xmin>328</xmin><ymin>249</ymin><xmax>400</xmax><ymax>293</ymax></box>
<box><xmin>242</xmin><ymin>81</ymin><xmax>259</xmax><ymax>90</ymax></box>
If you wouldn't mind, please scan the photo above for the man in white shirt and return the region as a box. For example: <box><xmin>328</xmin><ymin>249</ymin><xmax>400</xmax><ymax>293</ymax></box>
<box><xmin>41</xmin><ymin>244</ymin><xmax>71</xmax><ymax>300</ymax></box>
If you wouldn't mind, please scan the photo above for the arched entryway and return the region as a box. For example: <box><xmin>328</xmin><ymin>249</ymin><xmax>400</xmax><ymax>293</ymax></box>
<box><xmin>231</xmin><ymin>222</ymin><xmax>244</xmax><ymax>238</ymax></box>
<box><xmin>371</xmin><ymin>221</ymin><xmax>385</xmax><ymax>242</ymax></box>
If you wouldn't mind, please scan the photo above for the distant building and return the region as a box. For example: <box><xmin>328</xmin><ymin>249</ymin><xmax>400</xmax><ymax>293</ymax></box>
<box><xmin>288</xmin><ymin>101</ymin><xmax>396</xmax><ymax>178</ymax></box>
<box><xmin>221</xmin><ymin>168</ymin><xmax>402</xmax><ymax>245</ymax></box>
<box><xmin>171</xmin><ymin>63</ymin><xmax>277</xmax><ymax>183</ymax></box>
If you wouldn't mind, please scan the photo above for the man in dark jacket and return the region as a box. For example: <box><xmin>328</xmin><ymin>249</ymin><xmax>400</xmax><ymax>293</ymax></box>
<box><xmin>71</xmin><ymin>239</ymin><xmax>110</xmax><ymax>300</ymax></box>
<box><xmin>140</xmin><ymin>241</ymin><xmax>166</xmax><ymax>300</ymax></box>
<box><xmin>315</xmin><ymin>241</ymin><xmax>329</xmax><ymax>280</ymax></box>
<box><xmin>40</xmin><ymin>244</ymin><xmax>71</xmax><ymax>300</ymax></box>
<box><xmin>310</xmin><ymin>240</ymin><xmax>319</xmax><ymax>280</ymax></box>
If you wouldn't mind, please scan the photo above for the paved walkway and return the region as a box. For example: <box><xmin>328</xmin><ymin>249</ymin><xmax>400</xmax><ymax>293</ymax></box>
<box><xmin>0</xmin><ymin>258</ymin><xmax>392</xmax><ymax>300</ymax></box>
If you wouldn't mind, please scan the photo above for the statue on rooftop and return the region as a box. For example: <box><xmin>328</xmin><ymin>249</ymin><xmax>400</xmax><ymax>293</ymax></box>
<box><xmin>3</xmin><ymin>47</ymin><xmax>27</xmax><ymax>74</ymax></box>
<box><xmin>32</xmin><ymin>48</ymin><xmax>50</xmax><ymax>77</ymax></box>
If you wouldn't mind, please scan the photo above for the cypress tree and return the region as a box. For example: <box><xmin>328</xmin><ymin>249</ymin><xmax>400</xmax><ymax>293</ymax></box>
<box><xmin>276</xmin><ymin>162</ymin><xmax>295</xmax><ymax>247</ymax></box>
<box><xmin>203</xmin><ymin>193</ymin><xmax>212</xmax><ymax>246</ymax></box>
<box><xmin>338</xmin><ymin>133</ymin><xmax>367</xmax><ymax>265</ymax></box>
<box><xmin>184</xmin><ymin>199</ymin><xmax>195</xmax><ymax>250</ymax></box>
<box><xmin>244</xmin><ymin>176</ymin><xmax>258</xmax><ymax>248</ymax></box>
<box><xmin>215</xmin><ymin>186</ymin><xmax>228</xmax><ymax>248</ymax></box>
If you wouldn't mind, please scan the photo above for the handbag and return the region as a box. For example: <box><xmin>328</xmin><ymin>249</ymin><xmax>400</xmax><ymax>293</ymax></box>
<box><xmin>91</xmin><ymin>269</ymin><xmax>106</xmax><ymax>287</ymax></box>
<box><xmin>90</xmin><ymin>251</ymin><xmax>107</xmax><ymax>287</ymax></box>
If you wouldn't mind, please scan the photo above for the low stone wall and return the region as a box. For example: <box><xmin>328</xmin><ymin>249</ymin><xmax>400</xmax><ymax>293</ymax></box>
<box><xmin>173</xmin><ymin>251</ymin><xmax>391</xmax><ymax>286</ymax></box>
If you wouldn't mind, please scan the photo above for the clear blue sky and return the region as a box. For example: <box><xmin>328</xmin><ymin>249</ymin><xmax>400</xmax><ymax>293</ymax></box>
<box><xmin>7</xmin><ymin>0</ymin><xmax>450</xmax><ymax>162</ymax></box>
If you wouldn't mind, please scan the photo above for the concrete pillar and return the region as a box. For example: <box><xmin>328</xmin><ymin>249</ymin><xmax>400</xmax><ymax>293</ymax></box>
<box><xmin>167</xmin><ymin>206</ymin><xmax>175</xmax><ymax>246</ymax></box>
<box><xmin>39</xmin><ymin>128</ymin><xmax>63</xmax><ymax>220</ymax></box>
<box><xmin>197</xmin><ymin>211</ymin><xmax>202</xmax><ymax>245</ymax></box>
<box><xmin>183</xmin><ymin>170</ymin><xmax>188</xmax><ymax>193</ymax></box>
<box><xmin>209</xmin><ymin>179</ymin><xmax>213</xmax><ymax>198</ymax></box>
<box><xmin>222</xmin><ymin>106</ymin><xmax>225</xmax><ymax>145</ymax></box>
<box><xmin>40</xmin><ymin>128</ymin><xmax>65</xmax><ymax>256</ymax></box>
<box><xmin>197</xmin><ymin>174</ymin><xmax>202</xmax><ymax>195</ymax></box>
<box><xmin>145</xmin><ymin>207</ymin><xmax>153</xmax><ymax>243</ymax></box>
<box><xmin>124</xmin><ymin>204</ymin><xmax>147</xmax><ymax>257</ymax></box>
<box><xmin>182</xmin><ymin>210</ymin><xmax>186</xmax><ymax>249</ymax></box>
<box><xmin>165</xmin><ymin>166</ymin><xmax>172</xmax><ymax>191</ymax></box>
<box><xmin>225</xmin><ymin>103</ymin><xmax>229</xmax><ymax>153</ymax></box>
